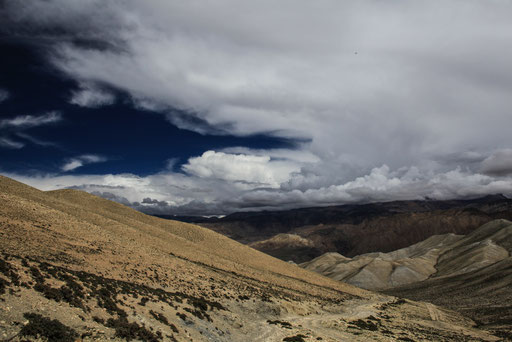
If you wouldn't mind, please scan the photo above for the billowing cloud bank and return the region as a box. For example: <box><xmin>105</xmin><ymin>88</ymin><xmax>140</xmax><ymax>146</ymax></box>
<box><xmin>7</xmin><ymin>152</ymin><xmax>512</xmax><ymax>216</ymax></box>
<box><xmin>3</xmin><ymin>1</ymin><xmax>512</xmax><ymax>214</ymax></box>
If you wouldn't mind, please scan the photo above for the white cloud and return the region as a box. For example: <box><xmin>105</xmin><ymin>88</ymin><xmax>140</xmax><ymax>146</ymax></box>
<box><xmin>61</xmin><ymin>154</ymin><xmax>107</xmax><ymax>172</ymax></box>
<box><xmin>4</xmin><ymin>151</ymin><xmax>512</xmax><ymax>216</ymax></box>
<box><xmin>0</xmin><ymin>112</ymin><xmax>62</xmax><ymax>129</ymax></box>
<box><xmin>61</xmin><ymin>160</ymin><xmax>83</xmax><ymax>172</ymax></box>
<box><xmin>15</xmin><ymin>133</ymin><xmax>60</xmax><ymax>148</ymax></box>
<box><xmin>0</xmin><ymin>112</ymin><xmax>62</xmax><ymax>149</ymax></box>
<box><xmin>182</xmin><ymin>150</ymin><xmax>300</xmax><ymax>188</ymax></box>
<box><xmin>69</xmin><ymin>83</ymin><xmax>115</xmax><ymax>108</ymax></box>
<box><xmin>220</xmin><ymin>147</ymin><xmax>320</xmax><ymax>164</ymax></box>
<box><xmin>0</xmin><ymin>137</ymin><xmax>24</xmax><ymax>149</ymax></box>
<box><xmin>5</xmin><ymin>1</ymin><xmax>512</xmax><ymax>172</ymax></box>
<box><xmin>0</xmin><ymin>89</ymin><xmax>9</xmax><ymax>103</ymax></box>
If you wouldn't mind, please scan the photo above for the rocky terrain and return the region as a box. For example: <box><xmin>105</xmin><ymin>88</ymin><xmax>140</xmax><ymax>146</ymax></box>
<box><xmin>302</xmin><ymin>220</ymin><xmax>512</xmax><ymax>339</ymax></box>
<box><xmin>0</xmin><ymin>175</ymin><xmax>505</xmax><ymax>341</ymax></box>
<box><xmin>173</xmin><ymin>196</ymin><xmax>512</xmax><ymax>263</ymax></box>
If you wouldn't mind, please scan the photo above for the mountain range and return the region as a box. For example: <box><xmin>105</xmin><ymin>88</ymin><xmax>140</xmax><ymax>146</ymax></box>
<box><xmin>167</xmin><ymin>195</ymin><xmax>512</xmax><ymax>263</ymax></box>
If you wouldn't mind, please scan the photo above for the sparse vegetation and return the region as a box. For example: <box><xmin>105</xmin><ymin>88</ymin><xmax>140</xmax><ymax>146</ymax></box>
<box><xmin>150</xmin><ymin>310</ymin><xmax>168</xmax><ymax>324</ymax></box>
<box><xmin>283</xmin><ymin>334</ymin><xmax>308</xmax><ymax>342</ymax></box>
<box><xmin>267</xmin><ymin>319</ymin><xmax>293</xmax><ymax>329</ymax></box>
<box><xmin>0</xmin><ymin>277</ymin><xmax>7</xmax><ymax>296</ymax></box>
<box><xmin>20</xmin><ymin>312</ymin><xmax>78</xmax><ymax>342</ymax></box>
<box><xmin>176</xmin><ymin>312</ymin><xmax>188</xmax><ymax>321</ymax></box>
<box><xmin>92</xmin><ymin>315</ymin><xmax>105</xmax><ymax>324</ymax></box>
<box><xmin>106</xmin><ymin>316</ymin><xmax>161</xmax><ymax>342</ymax></box>
<box><xmin>139</xmin><ymin>296</ymin><xmax>150</xmax><ymax>306</ymax></box>
<box><xmin>349</xmin><ymin>319</ymin><xmax>379</xmax><ymax>331</ymax></box>
<box><xmin>0</xmin><ymin>257</ymin><xmax>20</xmax><ymax>292</ymax></box>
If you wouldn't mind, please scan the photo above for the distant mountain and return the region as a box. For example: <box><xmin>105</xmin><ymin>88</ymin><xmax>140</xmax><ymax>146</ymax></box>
<box><xmin>168</xmin><ymin>195</ymin><xmax>512</xmax><ymax>262</ymax></box>
<box><xmin>2</xmin><ymin>175</ymin><xmax>500</xmax><ymax>341</ymax></box>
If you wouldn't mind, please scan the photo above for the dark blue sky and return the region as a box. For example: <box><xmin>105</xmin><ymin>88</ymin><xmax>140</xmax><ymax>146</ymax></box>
<box><xmin>0</xmin><ymin>40</ymin><xmax>296</xmax><ymax>176</ymax></box>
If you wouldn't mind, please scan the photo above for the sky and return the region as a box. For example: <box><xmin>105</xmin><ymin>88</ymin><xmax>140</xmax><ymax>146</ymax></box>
<box><xmin>1</xmin><ymin>0</ymin><xmax>512</xmax><ymax>216</ymax></box>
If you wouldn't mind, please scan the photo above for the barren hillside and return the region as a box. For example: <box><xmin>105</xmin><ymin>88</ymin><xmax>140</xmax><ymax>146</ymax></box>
<box><xmin>0</xmin><ymin>175</ymin><xmax>502</xmax><ymax>341</ymax></box>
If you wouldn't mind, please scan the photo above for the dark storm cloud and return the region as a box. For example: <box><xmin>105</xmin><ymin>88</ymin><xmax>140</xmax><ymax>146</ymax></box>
<box><xmin>0</xmin><ymin>1</ymin><xmax>126</xmax><ymax>50</ymax></box>
<box><xmin>481</xmin><ymin>150</ymin><xmax>512</xmax><ymax>177</ymax></box>
<box><xmin>3</xmin><ymin>1</ymin><xmax>512</xmax><ymax>214</ymax></box>
<box><xmin>142</xmin><ymin>197</ymin><xmax>160</xmax><ymax>204</ymax></box>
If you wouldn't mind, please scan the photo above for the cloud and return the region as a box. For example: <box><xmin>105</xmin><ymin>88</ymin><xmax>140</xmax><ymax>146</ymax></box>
<box><xmin>69</xmin><ymin>82</ymin><xmax>115</xmax><ymax>108</ymax></box>
<box><xmin>435</xmin><ymin>151</ymin><xmax>486</xmax><ymax>166</ymax></box>
<box><xmin>142</xmin><ymin>197</ymin><xmax>163</xmax><ymax>204</ymax></box>
<box><xmin>0</xmin><ymin>137</ymin><xmax>25</xmax><ymax>149</ymax></box>
<box><xmin>182</xmin><ymin>150</ymin><xmax>299</xmax><ymax>188</ymax></box>
<box><xmin>220</xmin><ymin>147</ymin><xmax>320</xmax><ymax>164</ymax></box>
<box><xmin>0</xmin><ymin>89</ymin><xmax>9</xmax><ymax>103</ymax></box>
<box><xmin>15</xmin><ymin>133</ymin><xmax>60</xmax><ymax>148</ymax></box>
<box><xmin>6</xmin><ymin>151</ymin><xmax>512</xmax><ymax>215</ymax></box>
<box><xmin>4</xmin><ymin>1</ymin><xmax>512</xmax><ymax>169</ymax></box>
<box><xmin>5</xmin><ymin>151</ymin><xmax>512</xmax><ymax>216</ymax></box>
<box><xmin>481</xmin><ymin>149</ymin><xmax>512</xmax><ymax>176</ymax></box>
<box><xmin>3</xmin><ymin>1</ymin><xmax>512</xmax><ymax>213</ymax></box>
<box><xmin>61</xmin><ymin>154</ymin><xmax>107</xmax><ymax>172</ymax></box>
<box><xmin>0</xmin><ymin>112</ymin><xmax>62</xmax><ymax>129</ymax></box>
<box><xmin>0</xmin><ymin>112</ymin><xmax>62</xmax><ymax>149</ymax></box>
<box><xmin>61</xmin><ymin>160</ymin><xmax>83</xmax><ymax>172</ymax></box>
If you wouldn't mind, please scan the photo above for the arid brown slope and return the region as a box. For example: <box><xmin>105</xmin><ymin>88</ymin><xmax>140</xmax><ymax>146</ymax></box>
<box><xmin>184</xmin><ymin>196</ymin><xmax>512</xmax><ymax>262</ymax></box>
<box><xmin>0</xmin><ymin>175</ymin><xmax>501</xmax><ymax>341</ymax></box>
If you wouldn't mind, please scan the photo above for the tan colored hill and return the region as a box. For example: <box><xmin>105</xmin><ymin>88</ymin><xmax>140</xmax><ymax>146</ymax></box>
<box><xmin>0</xmin><ymin>175</ymin><xmax>501</xmax><ymax>341</ymax></box>
<box><xmin>301</xmin><ymin>234</ymin><xmax>464</xmax><ymax>290</ymax></box>
<box><xmin>302</xmin><ymin>220</ymin><xmax>512</xmax><ymax>339</ymax></box>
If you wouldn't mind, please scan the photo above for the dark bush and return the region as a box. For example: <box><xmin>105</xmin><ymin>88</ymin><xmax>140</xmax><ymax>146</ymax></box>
<box><xmin>106</xmin><ymin>317</ymin><xmax>161</xmax><ymax>342</ymax></box>
<box><xmin>283</xmin><ymin>334</ymin><xmax>308</xmax><ymax>342</ymax></box>
<box><xmin>20</xmin><ymin>313</ymin><xmax>78</xmax><ymax>342</ymax></box>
